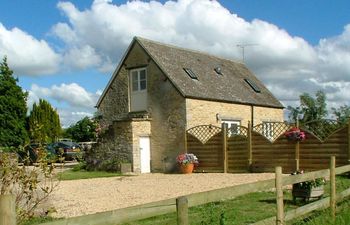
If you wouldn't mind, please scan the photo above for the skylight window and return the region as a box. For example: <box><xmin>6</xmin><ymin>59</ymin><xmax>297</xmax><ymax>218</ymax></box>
<box><xmin>214</xmin><ymin>67</ymin><xmax>223</xmax><ymax>76</ymax></box>
<box><xmin>183</xmin><ymin>68</ymin><xmax>198</xmax><ymax>80</ymax></box>
<box><xmin>244</xmin><ymin>78</ymin><xmax>261</xmax><ymax>93</ymax></box>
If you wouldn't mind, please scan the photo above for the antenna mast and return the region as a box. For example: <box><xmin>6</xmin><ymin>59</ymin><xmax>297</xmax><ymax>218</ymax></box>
<box><xmin>236</xmin><ymin>44</ymin><xmax>257</xmax><ymax>63</ymax></box>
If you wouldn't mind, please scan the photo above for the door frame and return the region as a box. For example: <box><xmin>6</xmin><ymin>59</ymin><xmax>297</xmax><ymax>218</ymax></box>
<box><xmin>139</xmin><ymin>136</ymin><xmax>151</xmax><ymax>173</ymax></box>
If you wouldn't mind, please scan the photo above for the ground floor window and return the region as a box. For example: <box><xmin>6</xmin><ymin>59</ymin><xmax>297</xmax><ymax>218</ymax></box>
<box><xmin>222</xmin><ymin>120</ymin><xmax>241</xmax><ymax>136</ymax></box>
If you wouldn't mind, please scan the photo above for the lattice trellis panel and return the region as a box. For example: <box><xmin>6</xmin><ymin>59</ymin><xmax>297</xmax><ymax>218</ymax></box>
<box><xmin>301</xmin><ymin>119</ymin><xmax>346</xmax><ymax>141</ymax></box>
<box><xmin>187</xmin><ymin>125</ymin><xmax>222</xmax><ymax>144</ymax></box>
<box><xmin>253</xmin><ymin>122</ymin><xmax>293</xmax><ymax>142</ymax></box>
<box><xmin>226</xmin><ymin>125</ymin><xmax>248</xmax><ymax>138</ymax></box>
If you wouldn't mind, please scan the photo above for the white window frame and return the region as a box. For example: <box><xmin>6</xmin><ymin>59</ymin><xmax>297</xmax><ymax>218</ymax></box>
<box><xmin>222</xmin><ymin>120</ymin><xmax>241</xmax><ymax>136</ymax></box>
<box><xmin>129</xmin><ymin>67</ymin><xmax>147</xmax><ymax>112</ymax></box>
<box><xmin>130</xmin><ymin>68</ymin><xmax>147</xmax><ymax>92</ymax></box>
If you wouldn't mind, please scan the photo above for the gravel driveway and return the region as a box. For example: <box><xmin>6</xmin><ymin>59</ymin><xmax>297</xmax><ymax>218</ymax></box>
<box><xmin>47</xmin><ymin>173</ymin><xmax>275</xmax><ymax>218</ymax></box>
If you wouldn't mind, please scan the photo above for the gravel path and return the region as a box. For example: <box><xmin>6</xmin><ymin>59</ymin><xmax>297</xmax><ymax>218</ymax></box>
<box><xmin>47</xmin><ymin>173</ymin><xmax>275</xmax><ymax>218</ymax></box>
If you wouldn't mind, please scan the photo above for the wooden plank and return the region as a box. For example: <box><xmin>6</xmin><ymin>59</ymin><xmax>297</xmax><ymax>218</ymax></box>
<box><xmin>186</xmin><ymin>178</ymin><xmax>275</xmax><ymax>207</ymax></box>
<box><xmin>282</xmin><ymin>169</ymin><xmax>330</xmax><ymax>186</ymax></box>
<box><xmin>0</xmin><ymin>195</ymin><xmax>16</xmax><ymax>225</ymax></box>
<box><xmin>39</xmin><ymin>198</ymin><xmax>177</xmax><ymax>225</ymax></box>
<box><xmin>275</xmin><ymin>167</ymin><xmax>284</xmax><ymax>225</ymax></box>
<box><xmin>348</xmin><ymin>120</ymin><xmax>350</xmax><ymax>162</ymax></box>
<box><xmin>330</xmin><ymin>156</ymin><xmax>336</xmax><ymax>219</ymax></box>
<box><xmin>222</xmin><ymin>123</ymin><xmax>228</xmax><ymax>173</ymax></box>
<box><xmin>253</xmin><ymin>187</ymin><xmax>350</xmax><ymax>225</ymax></box>
<box><xmin>176</xmin><ymin>196</ymin><xmax>188</xmax><ymax>225</ymax></box>
<box><xmin>252</xmin><ymin>197</ymin><xmax>329</xmax><ymax>225</ymax></box>
<box><xmin>335</xmin><ymin>164</ymin><xmax>350</xmax><ymax>174</ymax></box>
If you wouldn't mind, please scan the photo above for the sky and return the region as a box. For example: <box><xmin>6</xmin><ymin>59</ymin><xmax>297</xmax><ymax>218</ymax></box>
<box><xmin>0</xmin><ymin>0</ymin><xmax>350</xmax><ymax>127</ymax></box>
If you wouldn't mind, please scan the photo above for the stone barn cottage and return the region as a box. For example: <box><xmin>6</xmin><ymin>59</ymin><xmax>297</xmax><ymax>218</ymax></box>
<box><xmin>96</xmin><ymin>37</ymin><xmax>284</xmax><ymax>173</ymax></box>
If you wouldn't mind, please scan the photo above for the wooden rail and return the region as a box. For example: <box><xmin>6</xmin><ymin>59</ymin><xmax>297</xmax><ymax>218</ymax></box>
<box><xmin>1</xmin><ymin>157</ymin><xmax>349</xmax><ymax>225</ymax></box>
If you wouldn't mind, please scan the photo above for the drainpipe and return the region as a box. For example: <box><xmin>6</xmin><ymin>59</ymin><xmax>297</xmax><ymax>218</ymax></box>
<box><xmin>251</xmin><ymin>105</ymin><xmax>254</xmax><ymax>127</ymax></box>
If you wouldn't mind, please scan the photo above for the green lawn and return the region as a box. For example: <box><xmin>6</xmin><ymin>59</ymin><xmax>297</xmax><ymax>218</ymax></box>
<box><xmin>57</xmin><ymin>169</ymin><xmax>123</xmax><ymax>180</ymax></box>
<box><xmin>26</xmin><ymin>174</ymin><xmax>350</xmax><ymax>225</ymax></box>
<box><xmin>122</xmin><ymin>175</ymin><xmax>350</xmax><ymax>225</ymax></box>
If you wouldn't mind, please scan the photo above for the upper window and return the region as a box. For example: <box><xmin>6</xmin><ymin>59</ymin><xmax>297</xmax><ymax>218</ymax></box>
<box><xmin>244</xmin><ymin>78</ymin><xmax>261</xmax><ymax>93</ymax></box>
<box><xmin>131</xmin><ymin>68</ymin><xmax>147</xmax><ymax>92</ymax></box>
<box><xmin>183</xmin><ymin>68</ymin><xmax>198</xmax><ymax>80</ymax></box>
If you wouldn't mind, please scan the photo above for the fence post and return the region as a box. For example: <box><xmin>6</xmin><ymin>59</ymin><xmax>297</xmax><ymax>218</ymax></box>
<box><xmin>222</xmin><ymin>123</ymin><xmax>228</xmax><ymax>173</ymax></box>
<box><xmin>295</xmin><ymin>120</ymin><xmax>300</xmax><ymax>171</ymax></box>
<box><xmin>0</xmin><ymin>194</ymin><xmax>16</xmax><ymax>225</ymax></box>
<box><xmin>176</xmin><ymin>196</ymin><xmax>188</xmax><ymax>225</ymax></box>
<box><xmin>248</xmin><ymin>121</ymin><xmax>252</xmax><ymax>171</ymax></box>
<box><xmin>330</xmin><ymin>156</ymin><xmax>336</xmax><ymax>219</ymax></box>
<box><xmin>348</xmin><ymin>120</ymin><xmax>350</xmax><ymax>164</ymax></box>
<box><xmin>275</xmin><ymin>166</ymin><xmax>284</xmax><ymax>225</ymax></box>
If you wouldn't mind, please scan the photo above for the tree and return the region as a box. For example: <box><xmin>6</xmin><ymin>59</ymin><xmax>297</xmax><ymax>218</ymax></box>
<box><xmin>332</xmin><ymin>105</ymin><xmax>350</xmax><ymax>124</ymax></box>
<box><xmin>0</xmin><ymin>57</ymin><xmax>28</xmax><ymax>147</ymax></box>
<box><xmin>28</xmin><ymin>99</ymin><xmax>61</xmax><ymax>143</ymax></box>
<box><xmin>287</xmin><ymin>90</ymin><xmax>328</xmax><ymax>123</ymax></box>
<box><xmin>65</xmin><ymin>117</ymin><xmax>97</xmax><ymax>142</ymax></box>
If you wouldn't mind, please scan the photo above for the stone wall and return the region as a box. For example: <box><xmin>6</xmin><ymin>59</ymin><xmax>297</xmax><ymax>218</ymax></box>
<box><xmin>97</xmin><ymin>42</ymin><xmax>186</xmax><ymax>173</ymax></box>
<box><xmin>185</xmin><ymin>98</ymin><xmax>284</xmax><ymax>129</ymax></box>
<box><xmin>86</xmin><ymin>120</ymin><xmax>132</xmax><ymax>171</ymax></box>
<box><xmin>147</xmin><ymin>61</ymin><xmax>186</xmax><ymax>172</ymax></box>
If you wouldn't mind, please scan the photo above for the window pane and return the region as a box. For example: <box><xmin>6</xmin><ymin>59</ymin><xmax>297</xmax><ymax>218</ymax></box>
<box><xmin>132</xmin><ymin>71</ymin><xmax>138</xmax><ymax>82</ymax></box>
<box><xmin>140</xmin><ymin>70</ymin><xmax>146</xmax><ymax>80</ymax></box>
<box><xmin>132</xmin><ymin>80</ymin><xmax>139</xmax><ymax>91</ymax></box>
<box><xmin>140</xmin><ymin>80</ymin><xmax>146</xmax><ymax>90</ymax></box>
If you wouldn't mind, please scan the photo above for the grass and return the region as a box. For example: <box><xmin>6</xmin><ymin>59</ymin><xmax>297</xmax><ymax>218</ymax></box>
<box><xmin>122</xmin><ymin>175</ymin><xmax>350</xmax><ymax>225</ymax></box>
<box><xmin>20</xmin><ymin>216</ymin><xmax>57</xmax><ymax>225</ymax></box>
<box><xmin>57</xmin><ymin>169</ymin><xmax>123</xmax><ymax>180</ymax></box>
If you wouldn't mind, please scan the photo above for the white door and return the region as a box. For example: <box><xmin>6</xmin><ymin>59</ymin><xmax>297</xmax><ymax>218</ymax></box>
<box><xmin>139</xmin><ymin>136</ymin><xmax>151</xmax><ymax>173</ymax></box>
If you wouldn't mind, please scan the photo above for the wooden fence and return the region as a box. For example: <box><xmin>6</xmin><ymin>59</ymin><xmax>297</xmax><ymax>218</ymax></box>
<box><xmin>186</xmin><ymin>120</ymin><xmax>350</xmax><ymax>173</ymax></box>
<box><xmin>2</xmin><ymin>156</ymin><xmax>349</xmax><ymax>225</ymax></box>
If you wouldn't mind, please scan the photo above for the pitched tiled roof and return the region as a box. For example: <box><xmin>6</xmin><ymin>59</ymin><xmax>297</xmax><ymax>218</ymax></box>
<box><xmin>97</xmin><ymin>37</ymin><xmax>284</xmax><ymax>108</ymax></box>
<box><xmin>137</xmin><ymin>37</ymin><xmax>283</xmax><ymax>108</ymax></box>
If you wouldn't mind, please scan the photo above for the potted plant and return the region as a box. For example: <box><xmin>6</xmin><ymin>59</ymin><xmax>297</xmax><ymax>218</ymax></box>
<box><xmin>284</xmin><ymin>127</ymin><xmax>306</xmax><ymax>141</ymax></box>
<box><xmin>176</xmin><ymin>153</ymin><xmax>198</xmax><ymax>174</ymax></box>
<box><xmin>291</xmin><ymin>170</ymin><xmax>326</xmax><ymax>202</ymax></box>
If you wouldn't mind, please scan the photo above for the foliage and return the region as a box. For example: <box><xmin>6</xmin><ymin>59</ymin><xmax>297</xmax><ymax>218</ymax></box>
<box><xmin>176</xmin><ymin>153</ymin><xmax>198</xmax><ymax>165</ymax></box>
<box><xmin>291</xmin><ymin>170</ymin><xmax>326</xmax><ymax>189</ymax></box>
<box><xmin>0</xmin><ymin>146</ymin><xmax>58</xmax><ymax>224</ymax></box>
<box><xmin>64</xmin><ymin>116</ymin><xmax>98</xmax><ymax>142</ymax></box>
<box><xmin>287</xmin><ymin>90</ymin><xmax>327</xmax><ymax>123</ymax></box>
<box><xmin>331</xmin><ymin>105</ymin><xmax>350</xmax><ymax>125</ymax></box>
<box><xmin>284</xmin><ymin>127</ymin><xmax>306</xmax><ymax>141</ymax></box>
<box><xmin>28</xmin><ymin>99</ymin><xmax>61</xmax><ymax>143</ymax></box>
<box><xmin>0</xmin><ymin>57</ymin><xmax>28</xmax><ymax>147</ymax></box>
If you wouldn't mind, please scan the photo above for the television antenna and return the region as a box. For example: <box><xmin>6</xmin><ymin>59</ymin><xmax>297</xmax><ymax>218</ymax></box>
<box><xmin>236</xmin><ymin>44</ymin><xmax>258</xmax><ymax>63</ymax></box>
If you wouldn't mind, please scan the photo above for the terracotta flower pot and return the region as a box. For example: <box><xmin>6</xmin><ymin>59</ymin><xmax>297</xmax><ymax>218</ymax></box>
<box><xmin>179</xmin><ymin>163</ymin><xmax>194</xmax><ymax>174</ymax></box>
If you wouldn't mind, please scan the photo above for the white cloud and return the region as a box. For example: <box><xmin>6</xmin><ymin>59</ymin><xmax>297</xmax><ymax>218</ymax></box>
<box><xmin>30</xmin><ymin>83</ymin><xmax>99</xmax><ymax>108</ymax></box>
<box><xmin>0</xmin><ymin>23</ymin><xmax>61</xmax><ymax>75</ymax></box>
<box><xmin>63</xmin><ymin>45</ymin><xmax>102</xmax><ymax>69</ymax></box>
<box><xmin>59</xmin><ymin>109</ymin><xmax>94</xmax><ymax>128</ymax></box>
<box><xmin>27</xmin><ymin>83</ymin><xmax>101</xmax><ymax>127</ymax></box>
<box><xmin>20</xmin><ymin>0</ymin><xmax>350</xmax><ymax>123</ymax></box>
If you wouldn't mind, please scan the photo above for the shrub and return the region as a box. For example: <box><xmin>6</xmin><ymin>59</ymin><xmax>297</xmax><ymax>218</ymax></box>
<box><xmin>0</xmin><ymin>146</ymin><xmax>58</xmax><ymax>224</ymax></box>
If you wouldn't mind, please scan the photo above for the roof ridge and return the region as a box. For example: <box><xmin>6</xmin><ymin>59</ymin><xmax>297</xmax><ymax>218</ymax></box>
<box><xmin>135</xmin><ymin>36</ymin><xmax>245</xmax><ymax>66</ymax></box>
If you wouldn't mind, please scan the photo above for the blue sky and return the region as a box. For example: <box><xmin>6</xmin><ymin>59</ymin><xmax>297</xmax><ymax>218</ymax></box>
<box><xmin>0</xmin><ymin>0</ymin><xmax>350</xmax><ymax>127</ymax></box>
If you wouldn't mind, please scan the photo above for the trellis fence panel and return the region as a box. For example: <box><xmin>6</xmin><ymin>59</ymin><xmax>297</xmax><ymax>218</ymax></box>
<box><xmin>186</xmin><ymin>120</ymin><xmax>350</xmax><ymax>173</ymax></box>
